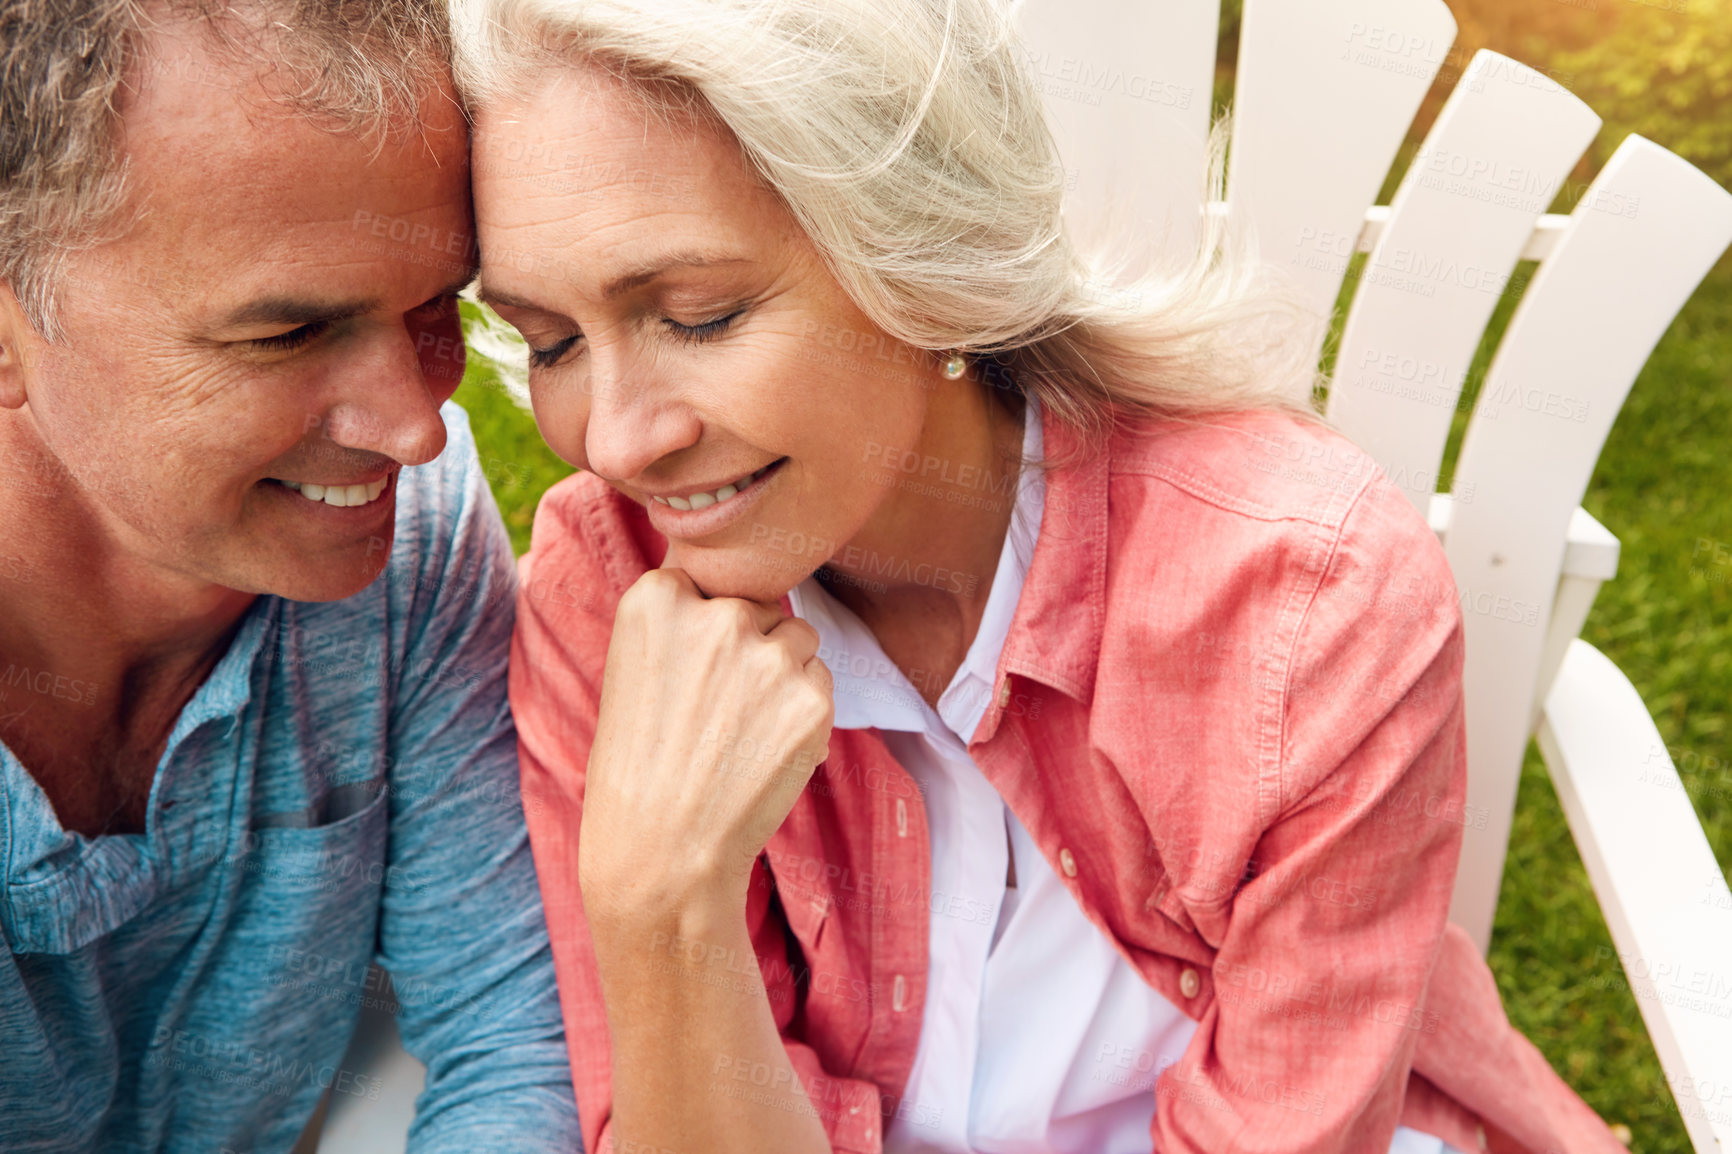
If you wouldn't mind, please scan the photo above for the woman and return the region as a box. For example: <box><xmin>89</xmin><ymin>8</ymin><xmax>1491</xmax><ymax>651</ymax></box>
<box><xmin>452</xmin><ymin>0</ymin><xmax>1629</xmax><ymax>1151</ymax></box>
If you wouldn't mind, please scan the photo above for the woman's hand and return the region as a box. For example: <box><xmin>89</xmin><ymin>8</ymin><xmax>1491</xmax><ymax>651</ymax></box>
<box><xmin>579</xmin><ymin>567</ymin><xmax>834</xmax><ymax>928</ymax></box>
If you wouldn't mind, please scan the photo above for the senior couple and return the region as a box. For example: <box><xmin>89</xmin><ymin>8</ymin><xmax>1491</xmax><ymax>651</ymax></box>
<box><xmin>0</xmin><ymin>1</ymin><xmax>1632</xmax><ymax>1152</ymax></box>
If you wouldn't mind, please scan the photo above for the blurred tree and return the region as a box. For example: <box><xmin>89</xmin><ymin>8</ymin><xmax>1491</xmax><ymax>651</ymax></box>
<box><xmin>1404</xmin><ymin>0</ymin><xmax>1617</xmax><ymax>168</ymax></box>
<box><xmin>1214</xmin><ymin>0</ymin><xmax>1242</xmax><ymax>114</ymax></box>
<box><xmin>1213</xmin><ymin>0</ymin><xmax>1731</xmax><ymax>194</ymax></box>
<box><xmin>1557</xmin><ymin>0</ymin><xmax>1732</xmax><ymax>189</ymax></box>
<box><xmin>1445</xmin><ymin>0</ymin><xmax>1616</xmax><ymax>68</ymax></box>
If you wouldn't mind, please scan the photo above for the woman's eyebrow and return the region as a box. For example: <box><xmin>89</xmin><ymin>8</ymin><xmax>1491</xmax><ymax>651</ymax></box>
<box><xmin>600</xmin><ymin>253</ymin><xmax>752</xmax><ymax>299</ymax></box>
<box><xmin>478</xmin><ymin>253</ymin><xmax>752</xmax><ymax>313</ymax></box>
<box><xmin>474</xmin><ymin>284</ymin><xmax>543</xmax><ymax>311</ymax></box>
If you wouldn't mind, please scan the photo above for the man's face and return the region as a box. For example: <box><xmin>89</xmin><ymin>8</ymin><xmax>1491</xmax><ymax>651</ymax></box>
<box><xmin>1</xmin><ymin>21</ymin><xmax>475</xmax><ymax>603</ymax></box>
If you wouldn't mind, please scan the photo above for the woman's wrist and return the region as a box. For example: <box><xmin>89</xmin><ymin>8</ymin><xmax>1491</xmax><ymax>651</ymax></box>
<box><xmin>590</xmin><ymin>882</ymin><xmax>756</xmax><ymax>1000</ymax></box>
<box><xmin>584</xmin><ymin>849</ymin><xmax>751</xmax><ymax>954</ymax></box>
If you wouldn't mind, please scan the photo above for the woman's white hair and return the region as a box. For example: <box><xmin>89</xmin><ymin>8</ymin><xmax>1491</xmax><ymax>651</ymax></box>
<box><xmin>449</xmin><ymin>0</ymin><xmax>1323</xmax><ymax>440</ymax></box>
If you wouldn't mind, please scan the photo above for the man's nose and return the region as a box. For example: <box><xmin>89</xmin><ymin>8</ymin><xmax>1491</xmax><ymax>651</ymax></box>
<box><xmin>319</xmin><ymin>326</ymin><xmax>450</xmax><ymax>467</ymax></box>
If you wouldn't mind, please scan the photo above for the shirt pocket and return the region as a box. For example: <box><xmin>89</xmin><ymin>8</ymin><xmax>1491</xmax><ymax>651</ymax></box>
<box><xmin>241</xmin><ymin>780</ymin><xmax>392</xmax><ymax>904</ymax></box>
<box><xmin>154</xmin><ymin>786</ymin><xmax>393</xmax><ymax>1150</ymax></box>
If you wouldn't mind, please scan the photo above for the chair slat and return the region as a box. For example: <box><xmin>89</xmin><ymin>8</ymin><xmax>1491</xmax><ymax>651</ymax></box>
<box><xmin>1229</xmin><ymin>0</ymin><xmax>1457</xmax><ymax>379</ymax></box>
<box><xmin>1014</xmin><ymin>0</ymin><xmax>1218</xmax><ymax>278</ymax></box>
<box><xmin>1443</xmin><ymin>136</ymin><xmax>1732</xmax><ymax>948</ymax></box>
<box><xmin>1327</xmin><ymin>50</ymin><xmax>1600</xmax><ymax>512</ymax></box>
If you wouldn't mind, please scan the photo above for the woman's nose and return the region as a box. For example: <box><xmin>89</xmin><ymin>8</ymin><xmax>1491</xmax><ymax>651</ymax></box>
<box><xmin>582</xmin><ymin>355</ymin><xmax>702</xmax><ymax>483</ymax></box>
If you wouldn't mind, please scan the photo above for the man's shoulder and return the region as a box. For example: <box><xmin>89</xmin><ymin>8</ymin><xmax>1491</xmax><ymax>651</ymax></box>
<box><xmin>357</xmin><ymin>402</ymin><xmax>511</xmax><ymax>616</ymax></box>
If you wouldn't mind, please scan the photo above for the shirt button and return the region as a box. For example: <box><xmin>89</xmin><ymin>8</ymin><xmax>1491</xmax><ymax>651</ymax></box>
<box><xmin>892</xmin><ymin>974</ymin><xmax>908</xmax><ymax>1011</ymax></box>
<box><xmin>1058</xmin><ymin>848</ymin><xmax>1078</xmax><ymax>878</ymax></box>
<box><xmin>1179</xmin><ymin>967</ymin><xmax>1201</xmax><ymax>999</ymax></box>
<box><xmin>998</xmin><ymin>680</ymin><xmax>1011</xmax><ymax>708</ymax></box>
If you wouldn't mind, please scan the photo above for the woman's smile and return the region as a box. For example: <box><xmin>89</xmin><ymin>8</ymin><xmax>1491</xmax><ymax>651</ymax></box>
<box><xmin>638</xmin><ymin>457</ymin><xmax>787</xmax><ymax>539</ymax></box>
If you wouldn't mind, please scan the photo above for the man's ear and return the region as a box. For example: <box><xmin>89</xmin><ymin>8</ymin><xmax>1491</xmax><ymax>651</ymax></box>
<box><xmin>0</xmin><ymin>282</ymin><xmax>38</xmax><ymax>410</ymax></box>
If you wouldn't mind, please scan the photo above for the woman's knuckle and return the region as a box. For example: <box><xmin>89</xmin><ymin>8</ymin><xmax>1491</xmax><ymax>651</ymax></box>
<box><xmin>705</xmin><ymin>597</ymin><xmax>751</xmax><ymax>633</ymax></box>
<box><xmin>621</xmin><ymin>570</ymin><xmax>673</xmax><ymax>615</ymax></box>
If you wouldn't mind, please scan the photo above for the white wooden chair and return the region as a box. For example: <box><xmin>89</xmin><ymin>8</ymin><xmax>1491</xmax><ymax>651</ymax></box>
<box><xmin>308</xmin><ymin>1</ymin><xmax>1732</xmax><ymax>1150</ymax></box>
<box><xmin>1015</xmin><ymin>0</ymin><xmax>1732</xmax><ymax>1147</ymax></box>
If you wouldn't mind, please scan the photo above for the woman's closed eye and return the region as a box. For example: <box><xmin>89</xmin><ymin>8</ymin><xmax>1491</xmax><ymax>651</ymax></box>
<box><xmin>530</xmin><ymin>333</ymin><xmax>582</xmax><ymax>369</ymax></box>
<box><xmin>664</xmin><ymin>308</ymin><xmax>744</xmax><ymax>345</ymax></box>
<box><xmin>526</xmin><ymin>306</ymin><xmax>745</xmax><ymax>368</ymax></box>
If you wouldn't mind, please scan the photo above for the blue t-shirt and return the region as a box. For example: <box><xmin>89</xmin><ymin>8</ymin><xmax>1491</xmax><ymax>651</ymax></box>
<box><xmin>0</xmin><ymin>403</ymin><xmax>580</xmax><ymax>1152</ymax></box>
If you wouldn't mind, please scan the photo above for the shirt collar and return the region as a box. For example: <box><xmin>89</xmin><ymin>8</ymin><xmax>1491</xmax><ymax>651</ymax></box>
<box><xmin>786</xmin><ymin>587</ymin><xmax>928</xmax><ymax>732</ymax></box>
<box><xmin>1</xmin><ymin>597</ymin><xmax>278</xmax><ymax>954</ymax></box>
<box><xmin>993</xmin><ymin>404</ymin><xmax>1109</xmax><ymax>711</ymax></box>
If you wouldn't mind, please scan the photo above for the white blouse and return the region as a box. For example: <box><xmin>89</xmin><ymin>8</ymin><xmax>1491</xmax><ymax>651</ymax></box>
<box><xmin>786</xmin><ymin>400</ymin><xmax>1454</xmax><ymax>1154</ymax></box>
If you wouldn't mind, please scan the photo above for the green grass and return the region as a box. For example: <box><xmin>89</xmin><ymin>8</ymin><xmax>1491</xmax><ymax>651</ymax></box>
<box><xmin>452</xmin><ymin>260</ymin><xmax>1732</xmax><ymax>1152</ymax></box>
<box><xmin>451</xmin><ymin>304</ymin><xmax>574</xmax><ymax>555</ymax></box>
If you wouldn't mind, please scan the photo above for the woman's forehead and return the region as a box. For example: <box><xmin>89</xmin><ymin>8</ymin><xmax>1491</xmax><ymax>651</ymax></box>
<box><xmin>476</xmin><ymin>64</ymin><xmax>733</xmax><ymax>168</ymax></box>
<box><xmin>471</xmin><ymin>69</ymin><xmax>804</xmax><ymax>287</ymax></box>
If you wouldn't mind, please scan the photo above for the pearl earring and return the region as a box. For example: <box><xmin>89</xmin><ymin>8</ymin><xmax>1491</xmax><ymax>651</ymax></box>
<box><xmin>941</xmin><ymin>353</ymin><xmax>968</xmax><ymax>380</ymax></box>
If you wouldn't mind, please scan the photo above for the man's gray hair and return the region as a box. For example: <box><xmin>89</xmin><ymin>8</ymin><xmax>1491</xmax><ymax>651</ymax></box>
<box><xmin>0</xmin><ymin>0</ymin><xmax>452</xmax><ymax>339</ymax></box>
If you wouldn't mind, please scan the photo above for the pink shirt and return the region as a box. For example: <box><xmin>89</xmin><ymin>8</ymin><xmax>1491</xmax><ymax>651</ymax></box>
<box><xmin>511</xmin><ymin>406</ymin><xmax>1627</xmax><ymax>1154</ymax></box>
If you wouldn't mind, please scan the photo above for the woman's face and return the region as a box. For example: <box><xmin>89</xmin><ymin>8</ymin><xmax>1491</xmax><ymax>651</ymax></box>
<box><xmin>473</xmin><ymin>66</ymin><xmax>946</xmax><ymax>601</ymax></box>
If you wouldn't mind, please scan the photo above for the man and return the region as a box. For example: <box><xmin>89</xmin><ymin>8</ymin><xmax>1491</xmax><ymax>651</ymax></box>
<box><xmin>0</xmin><ymin>2</ymin><xmax>580</xmax><ymax>1150</ymax></box>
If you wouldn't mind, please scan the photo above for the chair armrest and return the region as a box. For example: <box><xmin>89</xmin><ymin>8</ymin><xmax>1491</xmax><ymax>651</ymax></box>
<box><xmin>1537</xmin><ymin>639</ymin><xmax>1732</xmax><ymax>1154</ymax></box>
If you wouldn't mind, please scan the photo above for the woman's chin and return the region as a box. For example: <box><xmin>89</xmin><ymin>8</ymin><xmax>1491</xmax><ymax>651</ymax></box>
<box><xmin>663</xmin><ymin>544</ymin><xmax>812</xmax><ymax>606</ymax></box>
